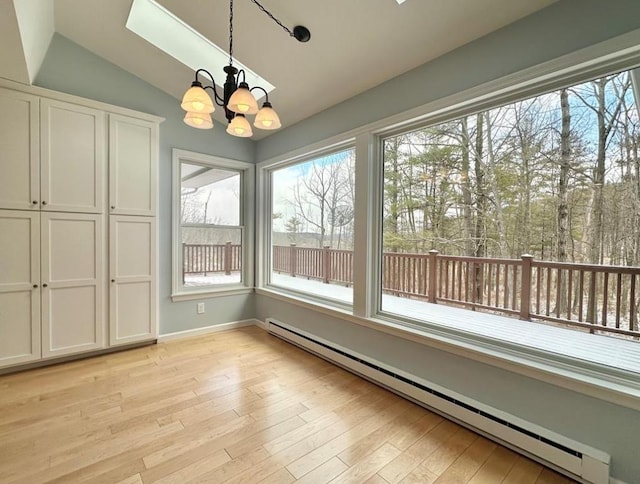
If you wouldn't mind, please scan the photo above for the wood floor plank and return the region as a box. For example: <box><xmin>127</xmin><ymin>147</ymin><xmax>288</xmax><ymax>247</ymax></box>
<box><xmin>0</xmin><ymin>327</ymin><xmax>575</xmax><ymax>484</ymax></box>
<box><xmin>295</xmin><ymin>456</ymin><xmax>349</xmax><ymax>484</ymax></box>
<box><xmin>330</xmin><ymin>442</ymin><xmax>402</xmax><ymax>483</ymax></box>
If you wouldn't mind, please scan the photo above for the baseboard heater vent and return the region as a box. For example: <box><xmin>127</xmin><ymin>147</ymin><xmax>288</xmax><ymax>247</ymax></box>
<box><xmin>266</xmin><ymin>318</ymin><xmax>611</xmax><ymax>484</ymax></box>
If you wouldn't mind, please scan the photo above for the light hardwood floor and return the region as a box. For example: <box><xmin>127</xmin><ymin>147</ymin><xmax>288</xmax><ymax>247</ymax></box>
<box><xmin>0</xmin><ymin>326</ymin><xmax>575</xmax><ymax>483</ymax></box>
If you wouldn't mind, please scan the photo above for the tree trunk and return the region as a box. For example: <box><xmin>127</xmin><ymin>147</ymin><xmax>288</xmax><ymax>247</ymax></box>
<box><xmin>473</xmin><ymin>113</ymin><xmax>486</xmax><ymax>304</ymax></box>
<box><xmin>557</xmin><ymin>88</ymin><xmax>571</xmax><ymax>313</ymax></box>
<box><xmin>460</xmin><ymin>117</ymin><xmax>474</xmax><ymax>257</ymax></box>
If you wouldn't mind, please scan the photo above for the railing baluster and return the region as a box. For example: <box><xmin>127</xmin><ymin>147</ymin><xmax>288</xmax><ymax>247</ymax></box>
<box><xmin>578</xmin><ymin>270</ymin><xmax>584</xmax><ymax>322</ymax></box>
<box><xmin>588</xmin><ymin>271</ymin><xmax>597</xmax><ymax>326</ymax></box>
<box><xmin>567</xmin><ymin>269</ymin><xmax>573</xmax><ymax>320</ymax></box>
<box><xmin>602</xmin><ymin>272</ymin><xmax>609</xmax><ymax>327</ymax></box>
<box><xmin>616</xmin><ymin>273</ymin><xmax>622</xmax><ymax>329</ymax></box>
<box><xmin>555</xmin><ymin>268</ymin><xmax>562</xmax><ymax>319</ymax></box>
<box><xmin>512</xmin><ymin>264</ymin><xmax>518</xmax><ymax>311</ymax></box>
<box><xmin>545</xmin><ymin>267</ymin><xmax>551</xmax><ymax>316</ymax></box>
<box><xmin>504</xmin><ymin>264</ymin><xmax>510</xmax><ymax>309</ymax></box>
<box><xmin>630</xmin><ymin>274</ymin><xmax>637</xmax><ymax>332</ymax></box>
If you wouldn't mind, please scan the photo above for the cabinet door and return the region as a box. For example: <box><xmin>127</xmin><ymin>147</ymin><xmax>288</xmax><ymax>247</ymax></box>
<box><xmin>109</xmin><ymin>115</ymin><xmax>157</xmax><ymax>216</ymax></box>
<box><xmin>110</xmin><ymin>216</ymin><xmax>157</xmax><ymax>345</ymax></box>
<box><xmin>40</xmin><ymin>99</ymin><xmax>105</xmax><ymax>213</ymax></box>
<box><xmin>41</xmin><ymin>213</ymin><xmax>104</xmax><ymax>357</ymax></box>
<box><xmin>0</xmin><ymin>211</ymin><xmax>41</xmax><ymax>367</ymax></box>
<box><xmin>0</xmin><ymin>89</ymin><xmax>39</xmax><ymax>211</ymax></box>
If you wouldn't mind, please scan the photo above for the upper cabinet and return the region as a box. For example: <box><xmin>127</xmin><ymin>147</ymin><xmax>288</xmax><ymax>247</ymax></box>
<box><xmin>0</xmin><ymin>89</ymin><xmax>39</xmax><ymax>211</ymax></box>
<box><xmin>0</xmin><ymin>90</ymin><xmax>105</xmax><ymax>214</ymax></box>
<box><xmin>41</xmin><ymin>99</ymin><xmax>105</xmax><ymax>213</ymax></box>
<box><xmin>109</xmin><ymin>114</ymin><xmax>158</xmax><ymax>216</ymax></box>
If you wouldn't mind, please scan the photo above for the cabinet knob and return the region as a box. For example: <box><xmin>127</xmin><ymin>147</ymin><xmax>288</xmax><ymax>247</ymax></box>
<box><xmin>111</xmin><ymin>279</ymin><xmax>115</xmax><ymax>283</ymax></box>
<box><xmin>42</xmin><ymin>283</ymin><xmax>48</xmax><ymax>288</ymax></box>
<box><xmin>111</xmin><ymin>205</ymin><xmax>115</xmax><ymax>210</ymax></box>
<box><xmin>33</xmin><ymin>284</ymin><xmax>38</xmax><ymax>288</ymax></box>
<box><xmin>32</xmin><ymin>200</ymin><xmax>38</xmax><ymax>205</ymax></box>
<box><xmin>42</xmin><ymin>201</ymin><xmax>47</xmax><ymax>206</ymax></box>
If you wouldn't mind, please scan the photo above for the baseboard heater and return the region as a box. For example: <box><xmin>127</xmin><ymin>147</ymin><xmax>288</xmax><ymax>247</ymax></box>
<box><xmin>266</xmin><ymin>318</ymin><xmax>611</xmax><ymax>484</ymax></box>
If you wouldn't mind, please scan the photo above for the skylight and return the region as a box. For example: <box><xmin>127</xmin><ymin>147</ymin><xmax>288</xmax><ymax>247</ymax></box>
<box><xmin>126</xmin><ymin>0</ymin><xmax>274</xmax><ymax>95</ymax></box>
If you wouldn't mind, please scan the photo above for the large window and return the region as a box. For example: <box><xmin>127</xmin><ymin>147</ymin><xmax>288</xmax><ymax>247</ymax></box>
<box><xmin>172</xmin><ymin>149</ymin><xmax>253</xmax><ymax>299</ymax></box>
<box><xmin>257</xmin><ymin>50</ymin><xmax>640</xmax><ymax>390</ymax></box>
<box><xmin>268</xmin><ymin>147</ymin><xmax>356</xmax><ymax>304</ymax></box>
<box><xmin>380</xmin><ymin>69</ymin><xmax>640</xmax><ymax>341</ymax></box>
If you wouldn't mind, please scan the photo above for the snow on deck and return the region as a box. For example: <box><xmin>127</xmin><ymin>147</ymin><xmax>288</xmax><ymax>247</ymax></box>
<box><xmin>270</xmin><ymin>273</ymin><xmax>640</xmax><ymax>375</ymax></box>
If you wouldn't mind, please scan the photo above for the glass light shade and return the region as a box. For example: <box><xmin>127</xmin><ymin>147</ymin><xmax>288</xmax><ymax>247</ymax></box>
<box><xmin>254</xmin><ymin>104</ymin><xmax>281</xmax><ymax>130</ymax></box>
<box><xmin>227</xmin><ymin>86</ymin><xmax>259</xmax><ymax>115</ymax></box>
<box><xmin>184</xmin><ymin>111</ymin><xmax>213</xmax><ymax>129</ymax></box>
<box><xmin>226</xmin><ymin>114</ymin><xmax>253</xmax><ymax>137</ymax></box>
<box><xmin>181</xmin><ymin>86</ymin><xmax>215</xmax><ymax>114</ymax></box>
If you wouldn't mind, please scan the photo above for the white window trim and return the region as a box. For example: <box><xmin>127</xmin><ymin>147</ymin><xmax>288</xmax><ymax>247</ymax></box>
<box><xmin>257</xmin><ymin>140</ymin><xmax>357</xmax><ymax>308</ymax></box>
<box><xmin>171</xmin><ymin>148</ymin><xmax>254</xmax><ymax>302</ymax></box>
<box><xmin>256</xmin><ymin>30</ymin><xmax>640</xmax><ymax>410</ymax></box>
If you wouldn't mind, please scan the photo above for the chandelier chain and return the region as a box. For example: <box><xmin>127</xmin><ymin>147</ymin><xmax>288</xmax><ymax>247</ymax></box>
<box><xmin>250</xmin><ymin>0</ymin><xmax>294</xmax><ymax>37</ymax></box>
<box><xmin>228</xmin><ymin>0</ymin><xmax>234</xmax><ymax>65</ymax></box>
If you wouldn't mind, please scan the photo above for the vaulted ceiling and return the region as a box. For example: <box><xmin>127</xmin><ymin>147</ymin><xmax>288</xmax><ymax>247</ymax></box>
<box><xmin>2</xmin><ymin>0</ymin><xmax>558</xmax><ymax>138</ymax></box>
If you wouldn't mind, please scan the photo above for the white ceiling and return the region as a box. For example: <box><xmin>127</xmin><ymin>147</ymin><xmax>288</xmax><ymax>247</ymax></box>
<box><xmin>9</xmin><ymin>0</ymin><xmax>559</xmax><ymax>138</ymax></box>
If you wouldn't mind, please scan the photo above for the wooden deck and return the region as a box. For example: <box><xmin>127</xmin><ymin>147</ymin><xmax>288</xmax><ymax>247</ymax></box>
<box><xmin>0</xmin><ymin>327</ymin><xmax>574</xmax><ymax>483</ymax></box>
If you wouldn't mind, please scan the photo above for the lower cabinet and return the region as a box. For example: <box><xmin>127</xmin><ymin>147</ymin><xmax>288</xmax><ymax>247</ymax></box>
<box><xmin>0</xmin><ymin>211</ymin><xmax>41</xmax><ymax>367</ymax></box>
<box><xmin>109</xmin><ymin>215</ymin><xmax>157</xmax><ymax>346</ymax></box>
<box><xmin>0</xmin><ymin>211</ymin><xmax>157</xmax><ymax>370</ymax></box>
<box><xmin>41</xmin><ymin>212</ymin><xmax>104</xmax><ymax>357</ymax></box>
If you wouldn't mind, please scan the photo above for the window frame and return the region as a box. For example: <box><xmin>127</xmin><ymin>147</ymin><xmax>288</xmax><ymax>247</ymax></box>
<box><xmin>256</xmin><ymin>31</ymin><xmax>640</xmax><ymax>410</ymax></box>
<box><xmin>171</xmin><ymin>148</ymin><xmax>254</xmax><ymax>301</ymax></box>
<box><xmin>258</xmin><ymin>140</ymin><xmax>357</xmax><ymax>309</ymax></box>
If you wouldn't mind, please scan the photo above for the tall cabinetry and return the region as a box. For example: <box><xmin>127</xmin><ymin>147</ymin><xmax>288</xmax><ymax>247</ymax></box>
<box><xmin>0</xmin><ymin>84</ymin><xmax>160</xmax><ymax>370</ymax></box>
<box><xmin>108</xmin><ymin>115</ymin><xmax>157</xmax><ymax>346</ymax></box>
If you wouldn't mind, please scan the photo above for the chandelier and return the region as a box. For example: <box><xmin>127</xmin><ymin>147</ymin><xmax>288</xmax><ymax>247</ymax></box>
<box><xmin>180</xmin><ymin>0</ymin><xmax>310</xmax><ymax>137</ymax></box>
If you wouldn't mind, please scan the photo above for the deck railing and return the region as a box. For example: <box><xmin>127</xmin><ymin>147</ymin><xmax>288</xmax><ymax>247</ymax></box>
<box><xmin>272</xmin><ymin>245</ymin><xmax>640</xmax><ymax>338</ymax></box>
<box><xmin>182</xmin><ymin>242</ymin><xmax>241</xmax><ymax>282</ymax></box>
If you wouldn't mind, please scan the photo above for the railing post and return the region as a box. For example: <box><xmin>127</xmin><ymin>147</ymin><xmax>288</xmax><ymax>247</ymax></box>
<box><xmin>520</xmin><ymin>254</ymin><xmax>533</xmax><ymax>320</ymax></box>
<box><xmin>224</xmin><ymin>242</ymin><xmax>232</xmax><ymax>275</ymax></box>
<box><xmin>323</xmin><ymin>246</ymin><xmax>331</xmax><ymax>284</ymax></box>
<box><xmin>290</xmin><ymin>244</ymin><xmax>297</xmax><ymax>277</ymax></box>
<box><xmin>428</xmin><ymin>250</ymin><xmax>439</xmax><ymax>303</ymax></box>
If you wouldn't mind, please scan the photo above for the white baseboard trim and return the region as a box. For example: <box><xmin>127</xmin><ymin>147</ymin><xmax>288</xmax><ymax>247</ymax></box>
<box><xmin>157</xmin><ymin>319</ymin><xmax>261</xmax><ymax>342</ymax></box>
<box><xmin>254</xmin><ymin>319</ymin><xmax>268</xmax><ymax>331</ymax></box>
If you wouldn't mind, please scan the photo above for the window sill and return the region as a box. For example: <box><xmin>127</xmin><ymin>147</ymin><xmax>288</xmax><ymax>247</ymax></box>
<box><xmin>171</xmin><ymin>286</ymin><xmax>253</xmax><ymax>302</ymax></box>
<box><xmin>256</xmin><ymin>286</ymin><xmax>640</xmax><ymax>412</ymax></box>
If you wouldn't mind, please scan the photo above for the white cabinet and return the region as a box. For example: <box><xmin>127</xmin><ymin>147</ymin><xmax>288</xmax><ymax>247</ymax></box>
<box><xmin>0</xmin><ymin>211</ymin><xmax>41</xmax><ymax>366</ymax></box>
<box><xmin>41</xmin><ymin>213</ymin><xmax>104</xmax><ymax>357</ymax></box>
<box><xmin>40</xmin><ymin>99</ymin><xmax>105</xmax><ymax>213</ymax></box>
<box><xmin>0</xmin><ymin>83</ymin><xmax>159</xmax><ymax>370</ymax></box>
<box><xmin>109</xmin><ymin>115</ymin><xmax>157</xmax><ymax>216</ymax></box>
<box><xmin>0</xmin><ymin>89</ymin><xmax>39</xmax><ymax>211</ymax></box>
<box><xmin>110</xmin><ymin>216</ymin><xmax>156</xmax><ymax>346</ymax></box>
<box><xmin>0</xmin><ymin>90</ymin><xmax>105</xmax><ymax>213</ymax></box>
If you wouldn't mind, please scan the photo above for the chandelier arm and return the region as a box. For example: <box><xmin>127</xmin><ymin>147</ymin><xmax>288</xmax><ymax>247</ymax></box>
<box><xmin>195</xmin><ymin>69</ymin><xmax>225</xmax><ymax>106</ymax></box>
<box><xmin>203</xmin><ymin>86</ymin><xmax>225</xmax><ymax>107</ymax></box>
<box><xmin>249</xmin><ymin>85</ymin><xmax>269</xmax><ymax>103</ymax></box>
<box><xmin>249</xmin><ymin>0</ymin><xmax>294</xmax><ymax>37</ymax></box>
<box><xmin>236</xmin><ymin>69</ymin><xmax>246</xmax><ymax>85</ymax></box>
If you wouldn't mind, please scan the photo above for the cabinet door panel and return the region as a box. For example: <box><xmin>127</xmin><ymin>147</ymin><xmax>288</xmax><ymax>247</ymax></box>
<box><xmin>0</xmin><ymin>211</ymin><xmax>40</xmax><ymax>367</ymax></box>
<box><xmin>0</xmin><ymin>89</ymin><xmax>39</xmax><ymax>210</ymax></box>
<box><xmin>109</xmin><ymin>115</ymin><xmax>157</xmax><ymax>216</ymax></box>
<box><xmin>110</xmin><ymin>216</ymin><xmax>156</xmax><ymax>345</ymax></box>
<box><xmin>41</xmin><ymin>99</ymin><xmax>105</xmax><ymax>213</ymax></box>
<box><xmin>41</xmin><ymin>213</ymin><xmax>104</xmax><ymax>357</ymax></box>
